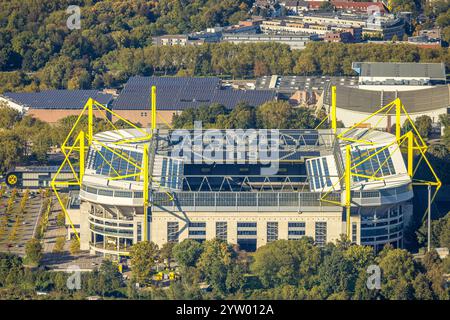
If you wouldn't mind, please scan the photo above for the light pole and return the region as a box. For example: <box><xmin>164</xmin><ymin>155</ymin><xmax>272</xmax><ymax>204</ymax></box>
<box><xmin>427</xmin><ymin>184</ymin><xmax>431</xmax><ymax>252</ymax></box>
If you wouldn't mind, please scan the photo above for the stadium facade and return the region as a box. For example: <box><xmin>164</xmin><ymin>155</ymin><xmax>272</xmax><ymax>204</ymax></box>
<box><xmin>76</xmin><ymin>126</ymin><xmax>413</xmax><ymax>257</ymax></box>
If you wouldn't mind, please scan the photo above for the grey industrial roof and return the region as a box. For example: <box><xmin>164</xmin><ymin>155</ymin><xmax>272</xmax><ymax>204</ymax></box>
<box><xmin>112</xmin><ymin>76</ymin><xmax>276</xmax><ymax>110</ymax></box>
<box><xmin>255</xmin><ymin>75</ymin><xmax>358</xmax><ymax>93</ymax></box>
<box><xmin>324</xmin><ymin>85</ymin><xmax>450</xmax><ymax>114</ymax></box>
<box><xmin>352</xmin><ymin>62</ymin><xmax>446</xmax><ymax>80</ymax></box>
<box><xmin>3</xmin><ymin>90</ymin><xmax>113</xmax><ymax>109</ymax></box>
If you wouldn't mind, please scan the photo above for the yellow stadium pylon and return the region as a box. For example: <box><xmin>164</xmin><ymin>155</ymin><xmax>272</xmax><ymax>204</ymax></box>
<box><xmin>51</xmin><ymin>87</ymin><xmax>157</xmax><ymax>244</ymax></box>
<box><xmin>323</xmin><ymin>86</ymin><xmax>441</xmax><ymax>240</ymax></box>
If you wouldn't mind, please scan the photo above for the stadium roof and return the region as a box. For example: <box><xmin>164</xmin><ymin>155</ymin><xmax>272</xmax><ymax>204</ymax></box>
<box><xmin>3</xmin><ymin>90</ymin><xmax>113</xmax><ymax>109</ymax></box>
<box><xmin>112</xmin><ymin>76</ymin><xmax>276</xmax><ymax>110</ymax></box>
<box><xmin>352</xmin><ymin>62</ymin><xmax>446</xmax><ymax>80</ymax></box>
<box><xmin>324</xmin><ymin>85</ymin><xmax>450</xmax><ymax>113</ymax></box>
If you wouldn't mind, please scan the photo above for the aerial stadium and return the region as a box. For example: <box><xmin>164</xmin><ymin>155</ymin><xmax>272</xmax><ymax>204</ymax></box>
<box><xmin>52</xmin><ymin>87</ymin><xmax>440</xmax><ymax>259</ymax></box>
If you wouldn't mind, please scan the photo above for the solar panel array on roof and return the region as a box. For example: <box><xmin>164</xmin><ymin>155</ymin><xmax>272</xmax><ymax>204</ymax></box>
<box><xmin>112</xmin><ymin>76</ymin><xmax>276</xmax><ymax>110</ymax></box>
<box><xmin>3</xmin><ymin>90</ymin><xmax>113</xmax><ymax>110</ymax></box>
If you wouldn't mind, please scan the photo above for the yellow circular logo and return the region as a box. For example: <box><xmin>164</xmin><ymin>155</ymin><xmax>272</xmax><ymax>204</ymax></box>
<box><xmin>7</xmin><ymin>174</ymin><xmax>17</xmax><ymax>185</ymax></box>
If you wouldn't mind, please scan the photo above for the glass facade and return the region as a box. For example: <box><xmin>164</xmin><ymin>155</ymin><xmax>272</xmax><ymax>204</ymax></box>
<box><xmin>352</xmin><ymin>222</ymin><xmax>357</xmax><ymax>243</ymax></box>
<box><xmin>315</xmin><ymin>222</ymin><xmax>327</xmax><ymax>247</ymax></box>
<box><xmin>216</xmin><ymin>222</ymin><xmax>227</xmax><ymax>241</ymax></box>
<box><xmin>350</xmin><ymin>146</ymin><xmax>396</xmax><ymax>182</ymax></box>
<box><xmin>188</xmin><ymin>222</ymin><xmax>206</xmax><ymax>242</ymax></box>
<box><xmin>288</xmin><ymin>222</ymin><xmax>306</xmax><ymax>240</ymax></box>
<box><xmin>160</xmin><ymin>157</ymin><xmax>184</xmax><ymax>190</ymax></box>
<box><xmin>237</xmin><ymin>222</ymin><xmax>257</xmax><ymax>252</ymax></box>
<box><xmin>87</xmin><ymin>146</ymin><xmax>143</xmax><ymax>180</ymax></box>
<box><xmin>267</xmin><ymin>222</ymin><xmax>278</xmax><ymax>242</ymax></box>
<box><xmin>167</xmin><ymin>222</ymin><xmax>179</xmax><ymax>243</ymax></box>
<box><xmin>307</xmin><ymin>157</ymin><xmax>333</xmax><ymax>190</ymax></box>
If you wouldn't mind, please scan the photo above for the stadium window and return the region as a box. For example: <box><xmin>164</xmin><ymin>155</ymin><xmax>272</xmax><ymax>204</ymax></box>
<box><xmin>216</xmin><ymin>222</ymin><xmax>227</xmax><ymax>241</ymax></box>
<box><xmin>315</xmin><ymin>222</ymin><xmax>327</xmax><ymax>247</ymax></box>
<box><xmin>137</xmin><ymin>222</ymin><xmax>142</xmax><ymax>242</ymax></box>
<box><xmin>267</xmin><ymin>222</ymin><xmax>278</xmax><ymax>242</ymax></box>
<box><xmin>288</xmin><ymin>222</ymin><xmax>305</xmax><ymax>240</ymax></box>
<box><xmin>352</xmin><ymin>222</ymin><xmax>357</xmax><ymax>243</ymax></box>
<box><xmin>167</xmin><ymin>222</ymin><xmax>179</xmax><ymax>243</ymax></box>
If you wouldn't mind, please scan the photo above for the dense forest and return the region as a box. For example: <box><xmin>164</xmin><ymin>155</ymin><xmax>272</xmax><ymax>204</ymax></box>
<box><xmin>0</xmin><ymin>0</ymin><xmax>449</xmax><ymax>93</ymax></box>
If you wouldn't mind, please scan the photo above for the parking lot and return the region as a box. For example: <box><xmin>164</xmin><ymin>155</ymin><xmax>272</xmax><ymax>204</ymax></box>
<box><xmin>0</xmin><ymin>190</ymin><xmax>43</xmax><ymax>256</ymax></box>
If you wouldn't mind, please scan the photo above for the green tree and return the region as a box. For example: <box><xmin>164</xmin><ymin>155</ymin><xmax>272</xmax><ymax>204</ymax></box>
<box><xmin>159</xmin><ymin>242</ymin><xmax>176</xmax><ymax>268</ymax></box>
<box><xmin>343</xmin><ymin>245</ymin><xmax>375</xmax><ymax>271</ymax></box>
<box><xmin>217</xmin><ymin>103</ymin><xmax>256</xmax><ymax>129</ymax></box>
<box><xmin>197</xmin><ymin>239</ymin><xmax>244</xmax><ymax>295</ymax></box>
<box><xmin>0</xmin><ymin>103</ymin><xmax>21</xmax><ymax>129</ymax></box>
<box><xmin>70</xmin><ymin>238</ymin><xmax>80</xmax><ymax>255</ymax></box>
<box><xmin>415</xmin><ymin>115</ymin><xmax>432</xmax><ymax>138</ymax></box>
<box><xmin>53</xmin><ymin>236</ymin><xmax>66</xmax><ymax>253</ymax></box>
<box><xmin>256</xmin><ymin>101</ymin><xmax>295</xmax><ymax>129</ymax></box>
<box><xmin>251</xmin><ymin>238</ymin><xmax>321</xmax><ymax>288</ymax></box>
<box><xmin>173</xmin><ymin>239</ymin><xmax>204</xmax><ymax>269</ymax></box>
<box><xmin>25</xmin><ymin>238</ymin><xmax>42</xmax><ymax>266</ymax></box>
<box><xmin>98</xmin><ymin>260</ymin><xmax>124</xmax><ymax>295</ymax></box>
<box><xmin>318</xmin><ymin>248</ymin><xmax>357</xmax><ymax>297</ymax></box>
<box><xmin>56</xmin><ymin>211</ymin><xmax>66</xmax><ymax>227</ymax></box>
<box><xmin>412</xmin><ymin>273</ymin><xmax>434</xmax><ymax>300</ymax></box>
<box><xmin>129</xmin><ymin>241</ymin><xmax>159</xmax><ymax>285</ymax></box>
<box><xmin>0</xmin><ymin>131</ymin><xmax>24</xmax><ymax>174</ymax></box>
<box><xmin>377</xmin><ymin>248</ymin><xmax>416</xmax><ymax>300</ymax></box>
<box><xmin>416</xmin><ymin>212</ymin><xmax>450</xmax><ymax>248</ymax></box>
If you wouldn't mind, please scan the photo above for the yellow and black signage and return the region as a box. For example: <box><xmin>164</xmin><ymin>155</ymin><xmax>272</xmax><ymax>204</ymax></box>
<box><xmin>6</xmin><ymin>172</ymin><xmax>21</xmax><ymax>187</ymax></box>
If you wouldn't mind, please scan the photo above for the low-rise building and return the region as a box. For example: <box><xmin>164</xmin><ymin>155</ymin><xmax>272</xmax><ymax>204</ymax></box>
<box><xmin>282</xmin><ymin>0</ymin><xmax>310</xmax><ymax>14</ymax></box>
<box><xmin>324</xmin><ymin>84</ymin><xmax>449</xmax><ymax>128</ymax></box>
<box><xmin>418</xmin><ymin>28</ymin><xmax>441</xmax><ymax>41</ymax></box>
<box><xmin>222</xmin><ymin>33</ymin><xmax>316</xmax><ymax>49</ymax></box>
<box><xmin>407</xmin><ymin>35</ymin><xmax>441</xmax><ymax>48</ymax></box>
<box><xmin>2</xmin><ymin>90</ymin><xmax>113</xmax><ymax>124</ymax></box>
<box><xmin>152</xmin><ymin>35</ymin><xmax>205</xmax><ymax>46</ymax></box>
<box><xmin>321</xmin><ymin>62</ymin><xmax>449</xmax><ymax>128</ymax></box>
<box><xmin>0</xmin><ymin>94</ymin><xmax>28</xmax><ymax>113</ymax></box>
<box><xmin>352</xmin><ymin>62</ymin><xmax>447</xmax><ymax>87</ymax></box>
<box><xmin>111</xmin><ymin>76</ymin><xmax>276</xmax><ymax>126</ymax></box>
<box><xmin>324</xmin><ymin>27</ymin><xmax>362</xmax><ymax>43</ymax></box>
<box><xmin>260</xmin><ymin>12</ymin><xmax>404</xmax><ymax>40</ymax></box>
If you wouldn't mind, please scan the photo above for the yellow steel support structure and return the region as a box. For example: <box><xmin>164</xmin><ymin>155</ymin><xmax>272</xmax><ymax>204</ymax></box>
<box><xmin>407</xmin><ymin>130</ymin><xmax>414</xmax><ymax>177</ymax></box>
<box><xmin>331</xmin><ymin>86</ymin><xmax>337</xmax><ymax>133</ymax></box>
<box><xmin>143</xmin><ymin>144</ymin><xmax>149</xmax><ymax>241</ymax></box>
<box><xmin>51</xmin><ymin>87</ymin><xmax>157</xmax><ymax>244</ymax></box>
<box><xmin>395</xmin><ymin>98</ymin><xmax>401</xmax><ymax>141</ymax></box>
<box><xmin>152</xmin><ymin>86</ymin><xmax>157</xmax><ymax>130</ymax></box>
<box><xmin>345</xmin><ymin>145</ymin><xmax>351</xmax><ymax>238</ymax></box>
<box><xmin>320</xmin><ymin>92</ymin><xmax>441</xmax><ymax>241</ymax></box>
<box><xmin>143</xmin><ymin>85</ymin><xmax>158</xmax><ymax>241</ymax></box>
